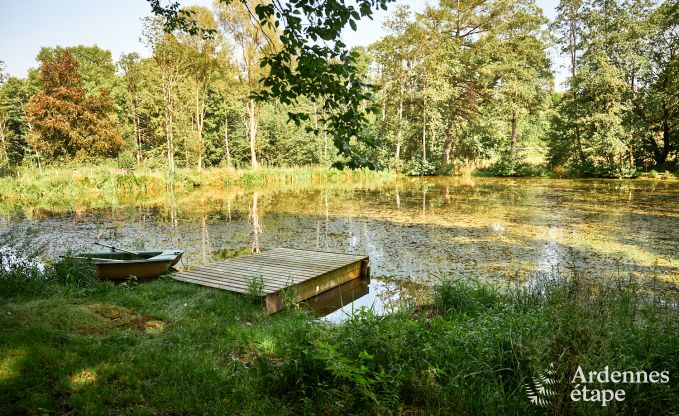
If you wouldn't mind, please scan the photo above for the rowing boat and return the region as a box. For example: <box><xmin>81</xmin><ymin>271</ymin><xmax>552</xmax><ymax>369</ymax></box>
<box><xmin>75</xmin><ymin>250</ymin><xmax>184</xmax><ymax>280</ymax></box>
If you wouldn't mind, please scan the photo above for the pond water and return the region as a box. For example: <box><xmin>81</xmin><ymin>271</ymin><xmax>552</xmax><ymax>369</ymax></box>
<box><xmin>1</xmin><ymin>177</ymin><xmax>678</xmax><ymax>321</ymax></box>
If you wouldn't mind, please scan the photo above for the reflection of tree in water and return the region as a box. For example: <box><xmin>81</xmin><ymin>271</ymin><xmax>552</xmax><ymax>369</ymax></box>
<box><xmin>422</xmin><ymin>187</ymin><xmax>426</xmax><ymax>219</ymax></box>
<box><xmin>324</xmin><ymin>191</ymin><xmax>329</xmax><ymax>250</ymax></box>
<box><xmin>395</xmin><ymin>185</ymin><xmax>400</xmax><ymax>209</ymax></box>
<box><xmin>314</xmin><ymin>191</ymin><xmax>330</xmax><ymax>250</ymax></box>
<box><xmin>201</xmin><ymin>213</ymin><xmax>211</xmax><ymax>263</ymax></box>
<box><xmin>249</xmin><ymin>191</ymin><xmax>262</xmax><ymax>253</ymax></box>
<box><xmin>2</xmin><ymin>178</ymin><xmax>677</xmax><ymax>285</ymax></box>
<box><xmin>374</xmin><ymin>277</ymin><xmax>429</xmax><ymax>314</ymax></box>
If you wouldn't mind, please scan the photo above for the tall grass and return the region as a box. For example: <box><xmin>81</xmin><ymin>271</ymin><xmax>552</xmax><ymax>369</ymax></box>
<box><xmin>0</xmin><ymin>165</ymin><xmax>395</xmax><ymax>205</ymax></box>
<box><xmin>257</xmin><ymin>274</ymin><xmax>679</xmax><ymax>415</ymax></box>
<box><xmin>1</xmin><ymin>253</ymin><xmax>677</xmax><ymax>415</ymax></box>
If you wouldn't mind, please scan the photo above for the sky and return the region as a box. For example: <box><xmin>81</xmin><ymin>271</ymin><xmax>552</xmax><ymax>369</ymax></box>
<box><xmin>0</xmin><ymin>0</ymin><xmax>566</xmax><ymax>87</ymax></box>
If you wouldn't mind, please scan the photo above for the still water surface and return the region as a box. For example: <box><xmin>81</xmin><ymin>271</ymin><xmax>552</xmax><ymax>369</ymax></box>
<box><xmin>2</xmin><ymin>177</ymin><xmax>678</xmax><ymax>320</ymax></box>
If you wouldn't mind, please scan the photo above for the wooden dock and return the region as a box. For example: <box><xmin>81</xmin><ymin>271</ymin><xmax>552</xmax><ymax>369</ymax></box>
<box><xmin>172</xmin><ymin>248</ymin><xmax>369</xmax><ymax>313</ymax></box>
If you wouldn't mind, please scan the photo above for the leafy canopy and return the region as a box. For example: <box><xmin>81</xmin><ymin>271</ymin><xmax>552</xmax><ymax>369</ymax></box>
<box><xmin>148</xmin><ymin>0</ymin><xmax>395</xmax><ymax>169</ymax></box>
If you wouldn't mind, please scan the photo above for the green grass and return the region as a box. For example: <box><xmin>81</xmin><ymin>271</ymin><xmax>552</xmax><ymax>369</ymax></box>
<box><xmin>0</xmin><ymin>164</ymin><xmax>394</xmax><ymax>196</ymax></box>
<box><xmin>0</xmin><ymin>165</ymin><xmax>396</xmax><ymax>213</ymax></box>
<box><xmin>1</xmin><ymin>257</ymin><xmax>678</xmax><ymax>415</ymax></box>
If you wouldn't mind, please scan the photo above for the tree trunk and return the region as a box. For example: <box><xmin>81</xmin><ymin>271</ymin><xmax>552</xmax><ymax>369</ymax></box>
<box><xmin>314</xmin><ymin>102</ymin><xmax>327</xmax><ymax>162</ymax></box>
<box><xmin>629</xmin><ymin>144</ymin><xmax>634</xmax><ymax>167</ymax></box>
<box><xmin>381</xmin><ymin>88</ymin><xmax>386</xmax><ymax>122</ymax></box>
<box><xmin>26</xmin><ymin>121</ymin><xmax>41</xmax><ymax>171</ymax></box>
<box><xmin>323</xmin><ymin>131</ymin><xmax>328</xmax><ymax>160</ymax></box>
<box><xmin>422</xmin><ymin>97</ymin><xmax>427</xmax><ymax>162</ymax></box>
<box><xmin>0</xmin><ymin>120</ymin><xmax>8</xmax><ymax>167</ymax></box>
<box><xmin>224</xmin><ymin>115</ymin><xmax>232</xmax><ymax>167</ymax></box>
<box><xmin>247</xmin><ymin>98</ymin><xmax>258</xmax><ymax>169</ymax></box>
<box><xmin>135</xmin><ymin>113</ymin><xmax>142</xmax><ymax>164</ymax></box>
<box><xmin>510</xmin><ymin>112</ymin><xmax>517</xmax><ymax>160</ymax></box>
<box><xmin>195</xmin><ymin>85</ymin><xmax>204</xmax><ymax>172</ymax></box>
<box><xmin>659</xmin><ymin>108</ymin><xmax>671</xmax><ymax>165</ymax></box>
<box><xmin>201</xmin><ymin>213</ymin><xmax>209</xmax><ymax>263</ymax></box>
<box><xmin>130</xmin><ymin>95</ymin><xmax>142</xmax><ymax>164</ymax></box>
<box><xmin>250</xmin><ymin>191</ymin><xmax>261</xmax><ymax>253</ymax></box>
<box><xmin>568</xmin><ymin>3</ymin><xmax>585</xmax><ymax>166</ymax></box>
<box><xmin>163</xmin><ymin>75</ymin><xmax>175</xmax><ymax>177</ymax></box>
<box><xmin>442</xmin><ymin>125</ymin><xmax>453</xmax><ymax>165</ymax></box>
<box><xmin>395</xmin><ymin>80</ymin><xmax>403</xmax><ymax>162</ymax></box>
<box><xmin>35</xmin><ymin>149</ymin><xmax>41</xmax><ymax>170</ymax></box>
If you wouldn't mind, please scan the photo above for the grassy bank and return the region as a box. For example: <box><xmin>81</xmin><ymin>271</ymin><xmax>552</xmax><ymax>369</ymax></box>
<box><xmin>0</xmin><ymin>165</ymin><xmax>396</xmax><ymax>203</ymax></box>
<box><xmin>1</xmin><ymin>164</ymin><xmax>675</xmax><ymax>207</ymax></box>
<box><xmin>1</xmin><ymin>254</ymin><xmax>678</xmax><ymax>415</ymax></box>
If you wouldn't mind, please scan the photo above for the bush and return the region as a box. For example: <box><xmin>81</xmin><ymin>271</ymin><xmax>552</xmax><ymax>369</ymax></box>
<box><xmin>0</xmin><ymin>249</ymin><xmax>103</xmax><ymax>298</ymax></box>
<box><xmin>405</xmin><ymin>156</ymin><xmax>438</xmax><ymax>176</ymax></box>
<box><xmin>482</xmin><ymin>157</ymin><xmax>547</xmax><ymax>177</ymax></box>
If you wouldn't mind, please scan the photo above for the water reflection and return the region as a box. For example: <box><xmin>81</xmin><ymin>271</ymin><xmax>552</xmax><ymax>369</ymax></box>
<box><xmin>303</xmin><ymin>276</ymin><xmax>370</xmax><ymax>318</ymax></box>
<box><xmin>1</xmin><ymin>177</ymin><xmax>678</xmax><ymax>317</ymax></box>
<box><xmin>249</xmin><ymin>192</ymin><xmax>262</xmax><ymax>253</ymax></box>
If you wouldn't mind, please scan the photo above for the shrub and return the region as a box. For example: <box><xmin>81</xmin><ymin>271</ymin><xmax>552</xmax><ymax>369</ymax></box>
<box><xmin>482</xmin><ymin>157</ymin><xmax>547</xmax><ymax>177</ymax></box>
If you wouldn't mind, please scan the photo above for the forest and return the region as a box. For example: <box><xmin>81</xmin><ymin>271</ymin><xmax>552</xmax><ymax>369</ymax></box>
<box><xmin>0</xmin><ymin>0</ymin><xmax>676</xmax><ymax>179</ymax></box>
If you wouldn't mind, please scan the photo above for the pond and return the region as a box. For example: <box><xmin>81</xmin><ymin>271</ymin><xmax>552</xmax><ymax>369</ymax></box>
<box><xmin>1</xmin><ymin>177</ymin><xmax>678</xmax><ymax>321</ymax></box>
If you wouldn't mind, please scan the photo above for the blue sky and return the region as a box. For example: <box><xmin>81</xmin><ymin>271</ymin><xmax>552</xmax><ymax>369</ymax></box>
<box><xmin>0</xmin><ymin>0</ymin><xmax>565</xmax><ymax>86</ymax></box>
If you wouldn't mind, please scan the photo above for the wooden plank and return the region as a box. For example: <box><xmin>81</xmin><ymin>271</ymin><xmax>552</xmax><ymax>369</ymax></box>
<box><xmin>212</xmin><ymin>258</ymin><xmax>351</xmax><ymax>277</ymax></box>
<box><xmin>303</xmin><ymin>276</ymin><xmax>370</xmax><ymax>315</ymax></box>
<box><xmin>174</xmin><ymin>269</ymin><xmax>283</xmax><ymax>292</ymax></box>
<box><xmin>213</xmin><ymin>256</ymin><xmax>344</xmax><ymax>274</ymax></box>
<box><xmin>177</xmin><ymin>260</ymin><xmax>363</xmax><ymax>286</ymax></box>
<box><xmin>186</xmin><ymin>262</ymin><xmax>317</xmax><ymax>281</ymax></box>
<box><xmin>185</xmin><ymin>261</ymin><xmax>324</xmax><ymax>282</ymax></box>
<box><xmin>268</xmin><ymin>249</ymin><xmax>367</xmax><ymax>263</ymax></box>
<box><xmin>197</xmin><ymin>262</ymin><xmax>363</xmax><ymax>294</ymax></box>
<box><xmin>173</xmin><ymin>274</ymin><xmax>254</xmax><ymax>293</ymax></box>
<box><xmin>171</xmin><ymin>248</ymin><xmax>370</xmax><ymax>312</ymax></box>
<box><xmin>262</xmin><ymin>247</ymin><xmax>367</xmax><ymax>261</ymax></box>
<box><xmin>177</xmin><ymin>270</ymin><xmax>298</xmax><ymax>292</ymax></box>
<box><xmin>265</xmin><ymin>264</ymin><xmax>365</xmax><ymax>313</ymax></box>
<box><xmin>176</xmin><ymin>262</ymin><xmax>361</xmax><ymax>292</ymax></box>
<box><xmin>232</xmin><ymin>250</ymin><xmax>364</xmax><ymax>269</ymax></box>
<box><xmin>178</xmin><ymin>267</ymin><xmax>301</xmax><ymax>290</ymax></box>
<box><xmin>277</xmin><ymin>247</ymin><xmax>367</xmax><ymax>259</ymax></box>
<box><xmin>228</xmin><ymin>253</ymin><xmax>358</xmax><ymax>269</ymax></box>
<box><xmin>179</xmin><ymin>252</ymin><xmax>364</xmax><ymax>282</ymax></box>
<box><xmin>193</xmin><ymin>250</ymin><xmax>359</xmax><ymax>273</ymax></box>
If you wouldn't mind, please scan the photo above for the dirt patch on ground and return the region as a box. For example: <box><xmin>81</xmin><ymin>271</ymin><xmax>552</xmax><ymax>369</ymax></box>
<box><xmin>75</xmin><ymin>303</ymin><xmax>165</xmax><ymax>335</ymax></box>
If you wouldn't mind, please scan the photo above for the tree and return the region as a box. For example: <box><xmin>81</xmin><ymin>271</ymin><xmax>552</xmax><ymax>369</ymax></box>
<box><xmin>371</xmin><ymin>5</ymin><xmax>415</xmax><ymax>166</ymax></box>
<box><xmin>149</xmin><ymin>0</ymin><xmax>394</xmax><ymax>169</ymax></box>
<box><xmin>0</xmin><ymin>62</ymin><xmax>8</xmax><ymax>167</ymax></box>
<box><xmin>36</xmin><ymin>46</ymin><xmax>118</xmax><ymax>96</ymax></box>
<box><xmin>25</xmin><ymin>49</ymin><xmax>123</xmax><ymax>162</ymax></box>
<box><xmin>0</xmin><ymin>76</ymin><xmax>37</xmax><ymax>168</ymax></box>
<box><xmin>550</xmin><ymin>0</ymin><xmax>643</xmax><ymax>174</ymax></box>
<box><xmin>636</xmin><ymin>0</ymin><xmax>677</xmax><ymax>166</ymax></box>
<box><xmin>552</xmin><ymin>0</ymin><xmax>586</xmax><ymax>164</ymax></box>
<box><xmin>119</xmin><ymin>53</ymin><xmax>146</xmax><ymax>164</ymax></box>
<box><xmin>488</xmin><ymin>0</ymin><xmax>552</xmax><ymax>160</ymax></box>
<box><xmin>176</xmin><ymin>6</ymin><xmax>225</xmax><ymax>171</ymax></box>
<box><xmin>215</xmin><ymin>1</ymin><xmax>277</xmax><ymax>169</ymax></box>
<box><xmin>143</xmin><ymin>18</ymin><xmax>188</xmax><ymax>176</ymax></box>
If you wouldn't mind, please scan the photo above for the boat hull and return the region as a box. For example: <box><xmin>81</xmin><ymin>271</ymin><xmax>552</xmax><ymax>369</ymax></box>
<box><xmin>77</xmin><ymin>250</ymin><xmax>183</xmax><ymax>280</ymax></box>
